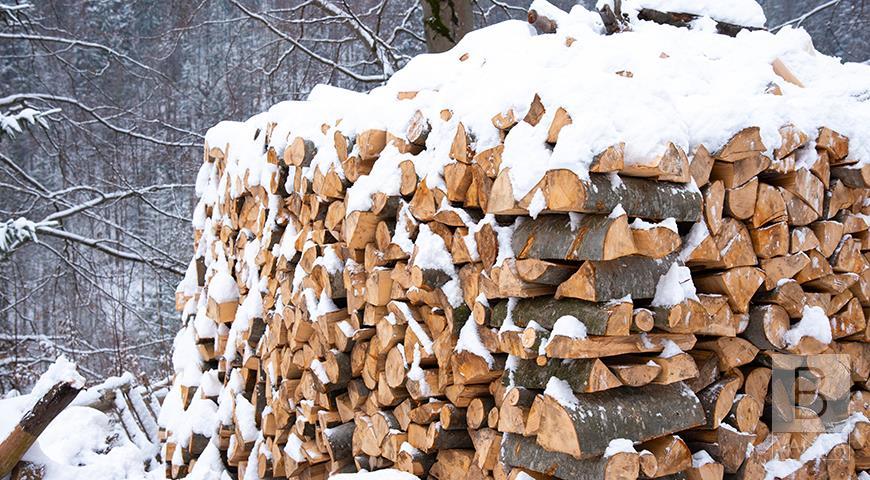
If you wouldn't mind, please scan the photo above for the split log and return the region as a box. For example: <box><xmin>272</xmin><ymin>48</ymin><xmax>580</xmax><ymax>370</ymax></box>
<box><xmin>535</xmin><ymin>382</ymin><xmax>705</xmax><ymax>459</ymax></box>
<box><xmin>545</xmin><ymin>333</ymin><xmax>697</xmax><ymax>359</ymax></box>
<box><xmin>639</xmin><ymin>435</ymin><xmax>692</xmax><ymax>477</ymax></box>
<box><xmin>511</xmin><ymin>358</ymin><xmax>621</xmax><ymax>393</ymax></box>
<box><xmin>556</xmin><ymin>254</ymin><xmax>678</xmax><ymax>302</ymax></box>
<box><xmin>696</xmin><ymin>376</ymin><xmax>740</xmax><ymax>429</ymax></box>
<box><xmin>490</xmin><ymin>297</ymin><xmax>631</xmax><ymax>335</ymax></box>
<box><xmin>488</xmin><ymin>170</ymin><xmax>702</xmax><ymax>222</ymax></box>
<box><xmin>694</xmin><ymin>267</ymin><xmax>765</xmax><ymax>313</ymax></box>
<box><xmin>501</xmin><ymin>433</ymin><xmax>640</xmax><ymax>480</ymax></box>
<box><xmin>511</xmin><ymin>214</ymin><xmax>636</xmax><ymax>261</ymax></box>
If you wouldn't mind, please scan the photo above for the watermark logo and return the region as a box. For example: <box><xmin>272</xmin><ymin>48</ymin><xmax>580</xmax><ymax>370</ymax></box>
<box><xmin>770</xmin><ymin>353</ymin><xmax>851</xmax><ymax>433</ymax></box>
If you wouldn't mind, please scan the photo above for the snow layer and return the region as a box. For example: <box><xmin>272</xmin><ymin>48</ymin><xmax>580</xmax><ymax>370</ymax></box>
<box><xmin>198</xmin><ymin>2</ymin><xmax>870</xmax><ymax>208</ymax></box>
<box><xmin>783</xmin><ymin>305</ymin><xmax>832</xmax><ymax>348</ymax></box>
<box><xmin>619</xmin><ymin>0</ymin><xmax>767</xmax><ymax>27</ymax></box>
<box><xmin>652</xmin><ymin>262</ymin><xmax>697</xmax><ymax>307</ymax></box>
<box><xmin>550</xmin><ymin>315</ymin><xmax>588</xmax><ymax>340</ymax></box>
<box><xmin>0</xmin><ymin>358</ymin><xmax>162</xmax><ymax>480</ymax></box>
<box><xmin>544</xmin><ymin>376</ymin><xmax>579</xmax><ymax>408</ymax></box>
<box><xmin>603</xmin><ymin>438</ymin><xmax>637</xmax><ymax>457</ymax></box>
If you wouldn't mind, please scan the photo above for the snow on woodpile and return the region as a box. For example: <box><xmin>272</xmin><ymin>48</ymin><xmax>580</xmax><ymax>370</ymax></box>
<box><xmin>164</xmin><ymin>0</ymin><xmax>870</xmax><ymax>478</ymax></box>
<box><xmin>0</xmin><ymin>357</ymin><xmax>163</xmax><ymax>479</ymax></box>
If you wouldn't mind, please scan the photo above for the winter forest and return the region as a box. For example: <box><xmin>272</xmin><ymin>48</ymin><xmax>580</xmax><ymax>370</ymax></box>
<box><xmin>1</xmin><ymin>0</ymin><xmax>870</xmax><ymax>479</ymax></box>
<box><xmin>2</xmin><ymin>0</ymin><xmax>867</xmax><ymax>396</ymax></box>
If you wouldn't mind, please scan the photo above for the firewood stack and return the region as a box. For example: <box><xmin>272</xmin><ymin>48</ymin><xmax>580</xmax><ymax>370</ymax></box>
<box><xmin>161</xmin><ymin>2</ymin><xmax>870</xmax><ymax>479</ymax></box>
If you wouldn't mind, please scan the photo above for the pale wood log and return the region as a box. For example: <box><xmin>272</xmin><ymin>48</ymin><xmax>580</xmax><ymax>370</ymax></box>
<box><xmin>631</xmin><ymin>222</ymin><xmax>681</xmax><ymax>259</ymax></box>
<box><xmin>514</xmin><ymin>258</ymin><xmax>576</xmax><ymax>286</ymax></box>
<box><xmin>782</xmin><ymin>188</ymin><xmax>820</xmax><ymax>226</ymax></box>
<box><xmin>546</xmin><ymin>107</ymin><xmax>572</xmax><ymax>144</ymax></box>
<box><xmin>724</xmin><ymin>177</ymin><xmax>758</xmax><ymax>220</ymax></box>
<box><xmin>749</xmin><ymin>222</ymin><xmax>789</xmax><ymax>259</ymax></box>
<box><xmin>703</xmin><ymin>181</ymin><xmax>725</xmax><ymax>235</ymax></box>
<box><xmin>695</xmin><ymin>337</ymin><xmax>759</xmax><ymax>371</ymax></box>
<box><xmin>759</xmin><ymin>253</ymin><xmax>810</xmax><ymax>290</ymax></box>
<box><xmin>544</xmin><ymin>333</ymin><xmax>696</xmax><ymax>359</ymax></box>
<box><xmin>632</xmin><ymin>308</ymin><xmax>654</xmax><ymax>333</ymax></box>
<box><xmin>770</xmin><ymin>168</ymin><xmax>825</xmax><ymax>215</ymax></box>
<box><xmin>715</xmin><ymin>127</ymin><xmax>766</xmax><ymax>163</ymax></box>
<box><xmin>694</xmin><ymin>267</ymin><xmax>765</xmax><ymax>313</ymax></box>
<box><xmin>712</xmin><ymin>218</ymin><xmax>758</xmax><ymax>269</ymax></box>
<box><xmin>727</xmin><ymin>393</ymin><xmax>762</xmax><ymax>434</ymax></box>
<box><xmin>710</xmin><ymin>155</ymin><xmax>770</xmax><ymax>189</ymax></box>
<box><xmin>683</xmin><ymin>426</ymin><xmax>756</xmax><ymax>474</ymax></box>
<box><xmin>690</xmin><ymin>145</ymin><xmax>715</xmax><ymax>188</ymax></box>
<box><xmin>817</xmin><ymin>127</ymin><xmax>850</xmax><ymax>163</ymax></box>
<box><xmin>697</xmin><ymin>376</ymin><xmax>741</xmax><ymax>429</ymax></box>
<box><xmin>751</xmin><ymin>183</ymin><xmax>787</xmax><ymax>228</ymax></box>
<box><xmin>742</xmin><ymin>305</ymin><xmax>788</xmax><ymax>351</ymax></box>
<box><xmin>608</xmin><ymin>360</ymin><xmax>661</xmax><ymax>387</ymax></box>
<box><xmin>639</xmin><ymin>435</ymin><xmax>692</xmax><ymax>478</ymax></box>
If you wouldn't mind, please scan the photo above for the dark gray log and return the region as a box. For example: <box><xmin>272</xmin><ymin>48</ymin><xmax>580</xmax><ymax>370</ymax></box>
<box><xmin>636</xmin><ymin>8</ymin><xmax>763</xmax><ymax>37</ymax></box>
<box><xmin>585</xmin><ymin>174</ymin><xmax>702</xmax><ymax>222</ymax></box>
<box><xmin>510</xmin><ymin>358</ymin><xmax>618</xmax><ymax>393</ymax></box>
<box><xmin>324</xmin><ymin>421</ymin><xmax>355</xmax><ymax>461</ymax></box>
<box><xmin>490</xmin><ymin>297</ymin><xmax>628</xmax><ymax>334</ymax></box>
<box><xmin>535</xmin><ymin>382</ymin><xmax>705</xmax><ymax>459</ymax></box>
<box><xmin>511</xmin><ymin>214</ymin><xmax>630</xmax><ymax>261</ymax></box>
<box><xmin>557</xmin><ymin>253</ymin><xmax>678</xmax><ymax>302</ymax></box>
<box><xmin>500</xmin><ymin>433</ymin><xmax>638</xmax><ymax>480</ymax></box>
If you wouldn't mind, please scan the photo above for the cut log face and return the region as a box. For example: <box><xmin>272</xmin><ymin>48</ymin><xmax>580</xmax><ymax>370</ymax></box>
<box><xmin>177</xmin><ymin>61</ymin><xmax>870</xmax><ymax>480</ymax></box>
<box><xmin>715</xmin><ymin>127</ymin><xmax>766</xmax><ymax>163</ymax></box>
<box><xmin>694</xmin><ymin>267</ymin><xmax>765</xmax><ymax>313</ymax></box>
<box><xmin>535</xmin><ymin>382</ymin><xmax>705</xmax><ymax>459</ymax></box>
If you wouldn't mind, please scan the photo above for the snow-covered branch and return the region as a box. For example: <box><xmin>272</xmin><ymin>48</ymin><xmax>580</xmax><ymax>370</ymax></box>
<box><xmin>771</xmin><ymin>0</ymin><xmax>842</xmax><ymax>31</ymax></box>
<box><xmin>228</xmin><ymin>0</ymin><xmax>389</xmax><ymax>83</ymax></box>
<box><xmin>0</xmin><ymin>217</ymin><xmax>56</xmax><ymax>255</ymax></box>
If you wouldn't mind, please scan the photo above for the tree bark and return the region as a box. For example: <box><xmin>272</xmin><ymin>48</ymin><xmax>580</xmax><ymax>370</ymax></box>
<box><xmin>421</xmin><ymin>0</ymin><xmax>474</xmax><ymax>53</ymax></box>
<box><xmin>490</xmin><ymin>296</ymin><xmax>631</xmax><ymax>335</ymax></box>
<box><xmin>535</xmin><ymin>382</ymin><xmax>705</xmax><ymax>459</ymax></box>
<box><xmin>501</xmin><ymin>433</ymin><xmax>640</xmax><ymax>480</ymax></box>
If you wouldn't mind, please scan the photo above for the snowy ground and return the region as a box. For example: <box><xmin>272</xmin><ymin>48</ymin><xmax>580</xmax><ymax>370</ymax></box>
<box><xmin>0</xmin><ymin>357</ymin><xmax>163</xmax><ymax>480</ymax></box>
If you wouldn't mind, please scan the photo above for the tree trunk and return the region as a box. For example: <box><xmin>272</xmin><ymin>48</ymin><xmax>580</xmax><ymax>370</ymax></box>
<box><xmin>421</xmin><ymin>0</ymin><xmax>474</xmax><ymax>53</ymax></box>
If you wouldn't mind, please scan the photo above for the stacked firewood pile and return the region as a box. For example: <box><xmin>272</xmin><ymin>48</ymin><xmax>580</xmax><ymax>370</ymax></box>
<box><xmin>162</xmin><ymin>3</ymin><xmax>870</xmax><ymax>480</ymax></box>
